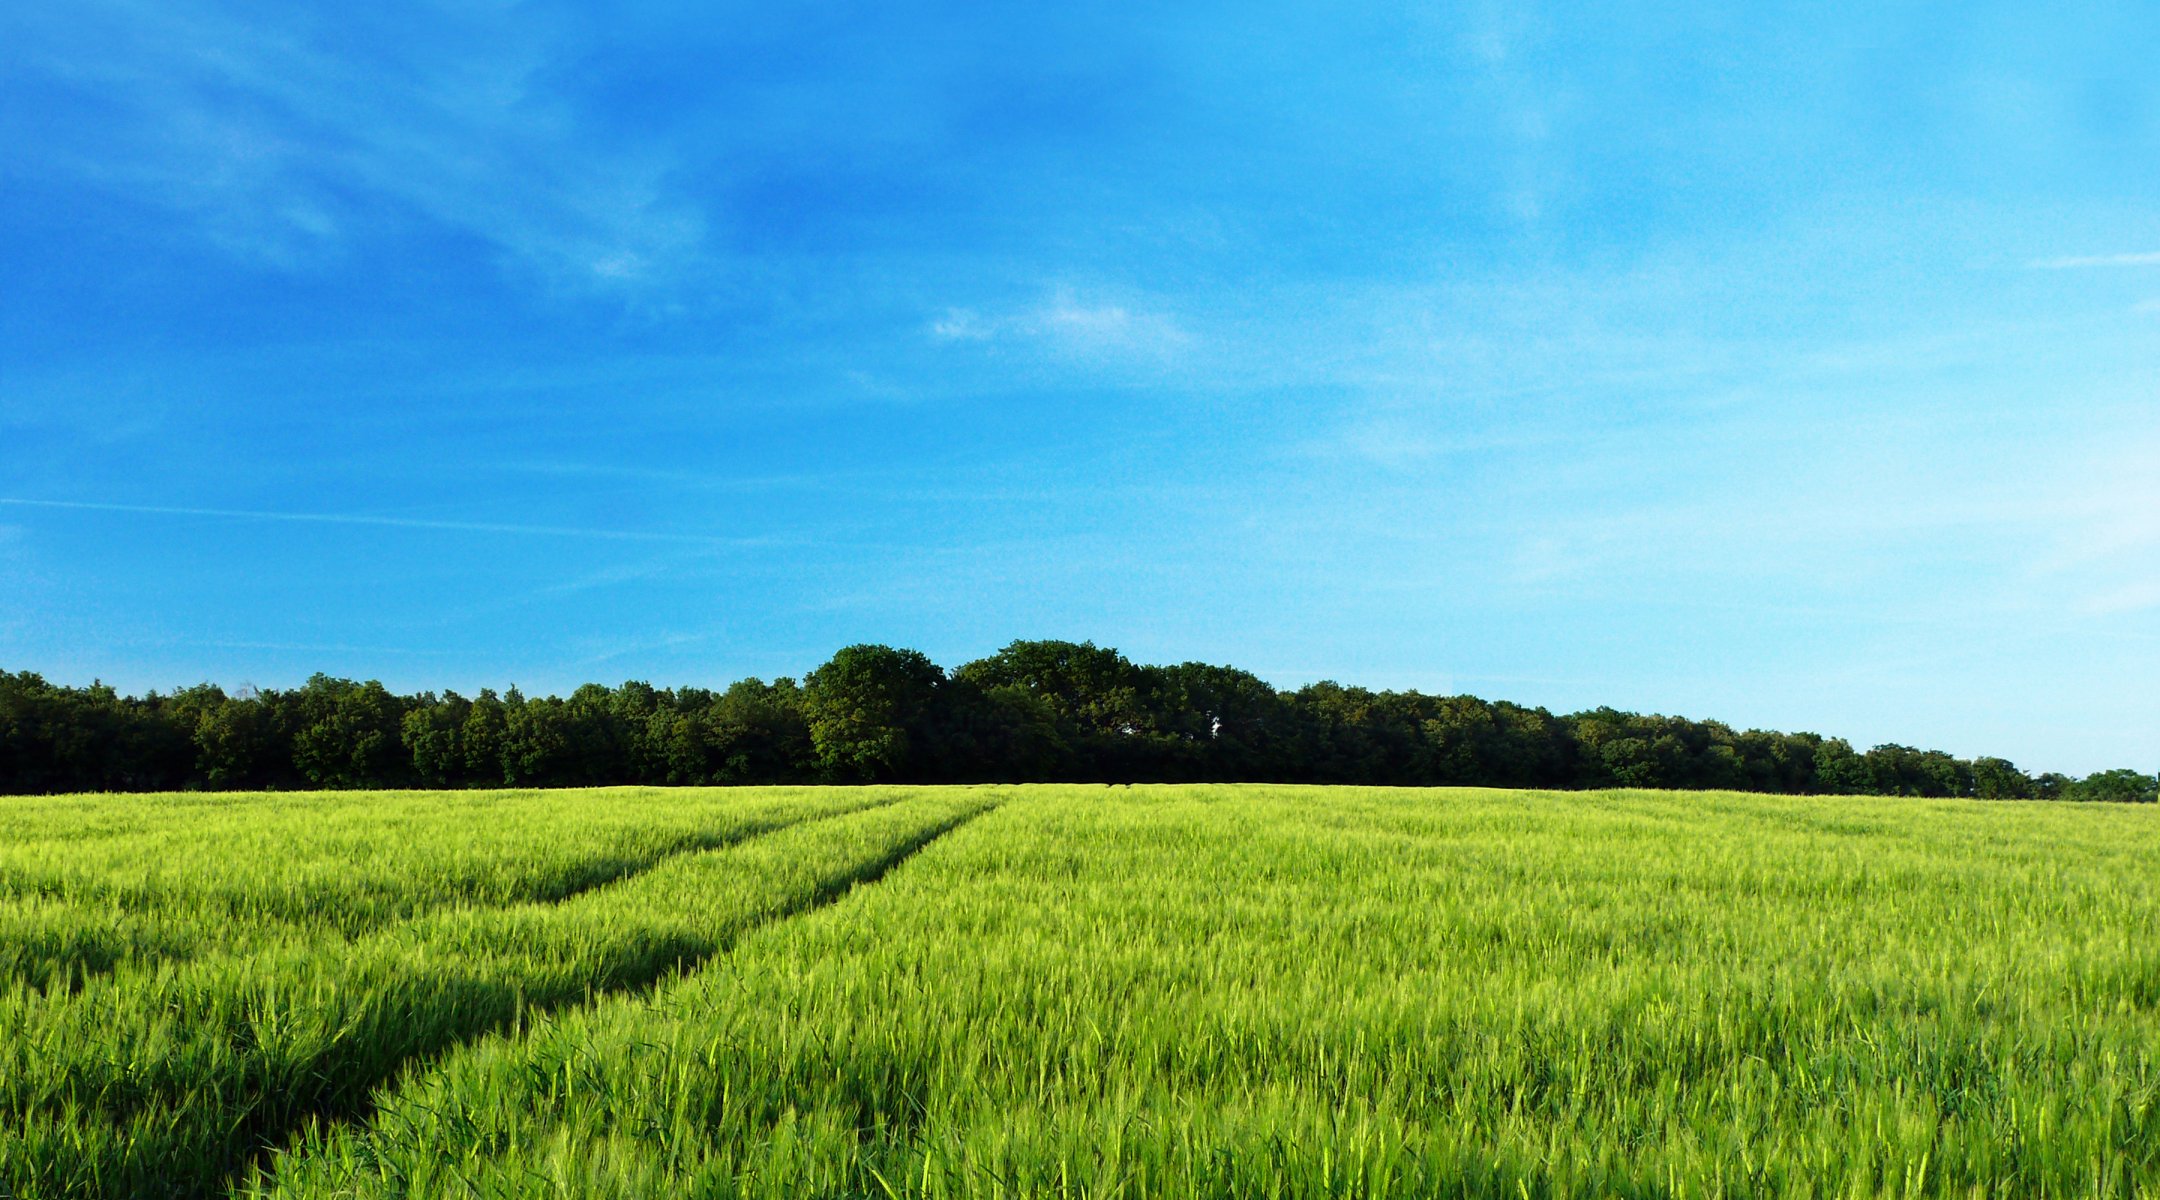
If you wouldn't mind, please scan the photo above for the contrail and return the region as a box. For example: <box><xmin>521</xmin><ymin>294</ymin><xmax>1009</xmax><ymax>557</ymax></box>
<box><xmin>0</xmin><ymin>497</ymin><xmax>758</xmax><ymax>546</ymax></box>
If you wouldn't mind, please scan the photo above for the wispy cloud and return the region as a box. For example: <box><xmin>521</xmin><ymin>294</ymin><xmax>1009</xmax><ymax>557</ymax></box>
<box><xmin>571</xmin><ymin>629</ymin><xmax>725</xmax><ymax>669</ymax></box>
<box><xmin>929</xmin><ymin>287</ymin><xmax>1192</xmax><ymax>360</ymax></box>
<box><xmin>484</xmin><ymin>460</ymin><xmax>860</xmax><ymax>492</ymax></box>
<box><xmin>0</xmin><ymin>498</ymin><xmax>764</xmax><ymax>547</ymax></box>
<box><xmin>929</xmin><ymin>309</ymin><xmax>998</xmax><ymax>342</ymax></box>
<box><xmin>5</xmin><ymin>1</ymin><xmax>702</xmax><ymax>289</ymax></box>
<box><xmin>1457</xmin><ymin>1</ymin><xmax>1564</xmax><ymax>230</ymax></box>
<box><xmin>2079</xmin><ymin>580</ymin><xmax>2160</xmax><ymax>616</ymax></box>
<box><xmin>1035</xmin><ymin>292</ymin><xmax>1192</xmax><ymax>356</ymax></box>
<box><xmin>186</xmin><ymin>639</ymin><xmax>456</xmax><ymax>657</ymax></box>
<box><xmin>2028</xmin><ymin>251</ymin><xmax>2160</xmax><ymax>269</ymax></box>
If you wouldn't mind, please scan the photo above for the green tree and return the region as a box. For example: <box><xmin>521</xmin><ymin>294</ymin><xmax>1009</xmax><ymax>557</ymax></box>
<box><xmin>955</xmin><ymin>640</ymin><xmax>1153</xmax><ymax>777</ymax></box>
<box><xmin>1969</xmin><ymin>756</ymin><xmax>2034</xmax><ymax>800</ymax></box>
<box><xmin>460</xmin><ymin>689</ymin><xmax>509</xmax><ymax>784</ymax></box>
<box><xmin>1812</xmin><ymin>737</ymin><xmax>1871</xmax><ymax>793</ymax></box>
<box><xmin>179</xmin><ymin>685</ymin><xmax>289</xmax><ymax>788</ymax></box>
<box><xmin>705</xmin><ymin>678</ymin><xmax>814</xmax><ymax>783</ymax></box>
<box><xmin>802</xmin><ymin>645</ymin><xmax>943</xmax><ymax>782</ymax></box>
<box><xmin>1145</xmin><ymin>662</ymin><xmax>1285</xmax><ymax>780</ymax></box>
<box><xmin>401</xmin><ymin>692</ymin><xmax>472</xmax><ymax>786</ymax></box>
<box><xmin>2066</xmin><ymin>768</ymin><xmax>2158</xmax><ymax>804</ymax></box>
<box><xmin>290</xmin><ymin>676</ymin><xmax>408</xmax><ymax>788</ymax></box>
<box><xmin>500</xmin><ymin>691</ymin><xmax>576</xmax><ymax>786</ymax></box>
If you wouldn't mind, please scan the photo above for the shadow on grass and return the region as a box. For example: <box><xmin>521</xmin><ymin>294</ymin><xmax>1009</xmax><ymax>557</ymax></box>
<box><xmin>0</xmin><ymin>800</ymin><xmax>989</xmax><ymax>1200</ymax></box>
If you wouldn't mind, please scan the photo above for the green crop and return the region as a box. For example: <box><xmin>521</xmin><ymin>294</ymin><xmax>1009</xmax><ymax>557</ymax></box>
<box><xmin>4</xmin><ymin>785</ymin><xmax>2157</xmax><ymax>1198</ymax></box>
<box><xmin>0</xmin><ymin>786</ymin><xmax>988</xmax><ymax>1197</ymax></box>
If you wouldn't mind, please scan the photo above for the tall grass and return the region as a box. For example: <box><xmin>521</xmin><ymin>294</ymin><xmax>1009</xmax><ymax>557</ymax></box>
<box><xmin>0</xmin><ymin>788</ymin><xmax>879</xmax><ymax>979</ymax></box>
<box><xmin>252</xmin><ymin>786</ymin><xmax>2160</xmax><ymax>1199</ymax></box>
<box><xmin>6</xmin><ymin>784</ymin><xmax>2157</xmax><ymax>1197</ymax></box>
<box><xmin>0</xmin><ymin>787</ymin><xmax>992</xmax><ymax>1198</ymax></box>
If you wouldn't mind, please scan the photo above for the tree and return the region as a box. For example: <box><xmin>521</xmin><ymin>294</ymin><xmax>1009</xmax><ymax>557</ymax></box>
<box><xmin>402</xmin><ymin>692</ymin><xmax>472</xmax><ymax>787</ymax></box>
<box><xmin>496</xmin><ymin>684</ymin><xmax>607</xmax><ymax>786</ymax></box>
<box><xmin>922</xmin><ymin>676</ymin><xmax>1067</xmax><ymax>782</ymax></box>
<box><xmin>1861</xmin><ymin>744</ymin><xmax>1961</xmax><ymax>797</ymax></box>
<box><xmin>801</xmin><ymin>645</ymin><xmax>944</xmax><ymax>782</ymax></box>
<box><xmin>706</xmin><ymin>677</ymin><xmax>814</xmax><ymax>783</ymax></box>
<box><xmin>290</xmin><ymin>675</ymin><xmax>408</xmax><ymax>788</ymax></box>
<box><xmin>179</xmin><ymin>685</ymin><xmax>289</xmax><ymax>788</ymax></box>
<box><xmin>1969</xmin><ymin>756</ymin><xmax>2034</xmax><ymax>800</ymax></box>
<box><xmin>954</xmin><ymin>640</ymin><xmax>1151</xmax><ymax>778</ymax></box>
<box><xmin>1145</xmin><ymin>662</ymin><xmax>1286</xmax><ymax>780</ymax></box>
<box><xmin>956</xmin><ymin>640</ymin><xmax>1142</xmax><ymax>729</ymax></box>
<box><xmin>2066</xmin><ymin>768</ymin><xmax>2158</xmax><ymax>804</ymax></box>
<box><xmin>0</xmin><ymin>643</ymin><xmax>2132</xmax><ymax>798</ymax></box>
<box><xmin>1812</xmin><ymin>738</ymin><xmax>1871</xmax><ymax>794</ymax></box>
<box><xmin>460</xmin><ymin>689</ymin><xmax>509</xmax><ymax>784</ymax></box>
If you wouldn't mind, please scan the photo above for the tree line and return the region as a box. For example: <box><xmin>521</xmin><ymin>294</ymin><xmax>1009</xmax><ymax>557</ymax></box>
<box><xmin>2</xmin><ymin>640</ymin><xmax>2153</xmax><ymax>801</ymax></box>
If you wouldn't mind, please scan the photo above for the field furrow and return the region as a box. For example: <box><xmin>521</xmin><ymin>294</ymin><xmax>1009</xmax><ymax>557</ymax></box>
<box><xmin>4</xmin><ymin>785</ymin><xmax>2156</xmax><ymax>1199</ymax></box>
<box><xmin>253</xmin><ymin>786</ymin><xmax>2160</xmax><ymax>1200</ymax></box>
<box><xmin>0</xmin><ymin>791</ymin><xmax>995</xmax><ymax>1200</ymax></box>
<box><xmin>0</xmin><ymin>788</ymin><xmax>886</xmax><ymax>988</ymax></box>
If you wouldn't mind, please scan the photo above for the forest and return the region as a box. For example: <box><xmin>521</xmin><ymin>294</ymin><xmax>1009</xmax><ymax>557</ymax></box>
<box><xmin>2</xmin><ymin>640</ymin><xmax>2153</xmax><ymax>800</ymax></box>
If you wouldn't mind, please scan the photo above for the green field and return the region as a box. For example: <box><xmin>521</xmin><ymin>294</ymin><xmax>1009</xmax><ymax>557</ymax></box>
<box><xmin>1</xmin><ymin>786</ymin><xmax>2156</xmax><ymax>1198</ymax></box>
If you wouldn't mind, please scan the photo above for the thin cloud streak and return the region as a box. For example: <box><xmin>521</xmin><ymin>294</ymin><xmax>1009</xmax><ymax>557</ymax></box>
<box><xmin>929</xmin><ymin>288</ymin><xmax>1193</xmax><ymax>361</ymax></box>
<box><xmin>2029</xmin><ymin>252</ymin><xmax>2160</xmax><ymax>269</ymax></box>
<box><xmin>188</xmin><ymin>639</ymin><xmax>457</xmax><ymax>657</ymax></box>
<box><xmin>0</xmin><ymin>498</ymin><xmax>766</xmax><ymax>547</ymax></box>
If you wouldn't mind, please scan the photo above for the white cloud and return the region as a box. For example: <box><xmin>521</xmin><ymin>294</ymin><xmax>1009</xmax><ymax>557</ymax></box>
<box><xmin>928</xmin><ymin>287</ymin><xmax>1191</xmax><ymax>360</ymax></box>
<box><xmin>1029</xmin><ymin>290</ymin><xmax>1191</xmax><ymax>356</ymax></box>
<box><xmin>929</xmin><ymin>308</ymin><xmax>996</xmax><ymax>341</ymax></box>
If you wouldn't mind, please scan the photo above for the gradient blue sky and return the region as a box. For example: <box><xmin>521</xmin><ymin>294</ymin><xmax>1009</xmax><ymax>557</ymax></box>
<box><xmin>3</xmin><ymin>1</ymin><xmax>2155</xmax><ymax>773</ymax></box>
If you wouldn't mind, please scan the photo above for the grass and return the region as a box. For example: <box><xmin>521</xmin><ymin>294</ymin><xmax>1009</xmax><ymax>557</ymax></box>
<box><xmin>0</xmin><ymin>787</ymin><xmax>986</xmax><ymax>1197</ymax></box>
<box><xmin>2</xmin><ymin>785</ymin><xmax>2156</xmax><ymax>1198</ymax></box>
<box><xmin>0</xmin><ymin>787</ymin><xmax>890</xmax><ymax>985</ymax></box>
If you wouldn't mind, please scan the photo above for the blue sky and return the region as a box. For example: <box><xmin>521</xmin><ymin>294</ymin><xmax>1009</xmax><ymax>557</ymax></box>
<box><xmin>2</xmin><ymin>1</ymin><xmax>2155</xmax><ymax>773</ymax></box>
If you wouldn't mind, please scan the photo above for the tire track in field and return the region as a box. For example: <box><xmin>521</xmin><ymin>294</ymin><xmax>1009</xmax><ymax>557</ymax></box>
<box><xmin>0</xmin><ymin>802</ymin><xmax>843</xmax><ymax>922</ymax></box>
<box><xmin>208</xmin><ymin>797</ymin><xmax>996</xmax><ymax>1200</ymax></box>
<box><xmin>428</xmin><ymin>792</ymin><xmax>914</xmax><ymax>915</ymax></box>
<box><xmin>0</xmin><ymin>797</ymin><xmax>899</xmax><ymax>995</ymax></box>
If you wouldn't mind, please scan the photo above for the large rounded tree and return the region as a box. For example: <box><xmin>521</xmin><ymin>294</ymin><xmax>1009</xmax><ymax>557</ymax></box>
<box><xmin>801</xmin><ymin>644</ymin><xmax>944</xmax><ymax>782</ymax></box>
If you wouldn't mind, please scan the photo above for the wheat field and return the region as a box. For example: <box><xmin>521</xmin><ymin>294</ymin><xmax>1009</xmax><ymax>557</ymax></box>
<box><xmin>2</xmin><ymin>785</ymin><xmax>2155</xmax><ymax>1198</ymax></box>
